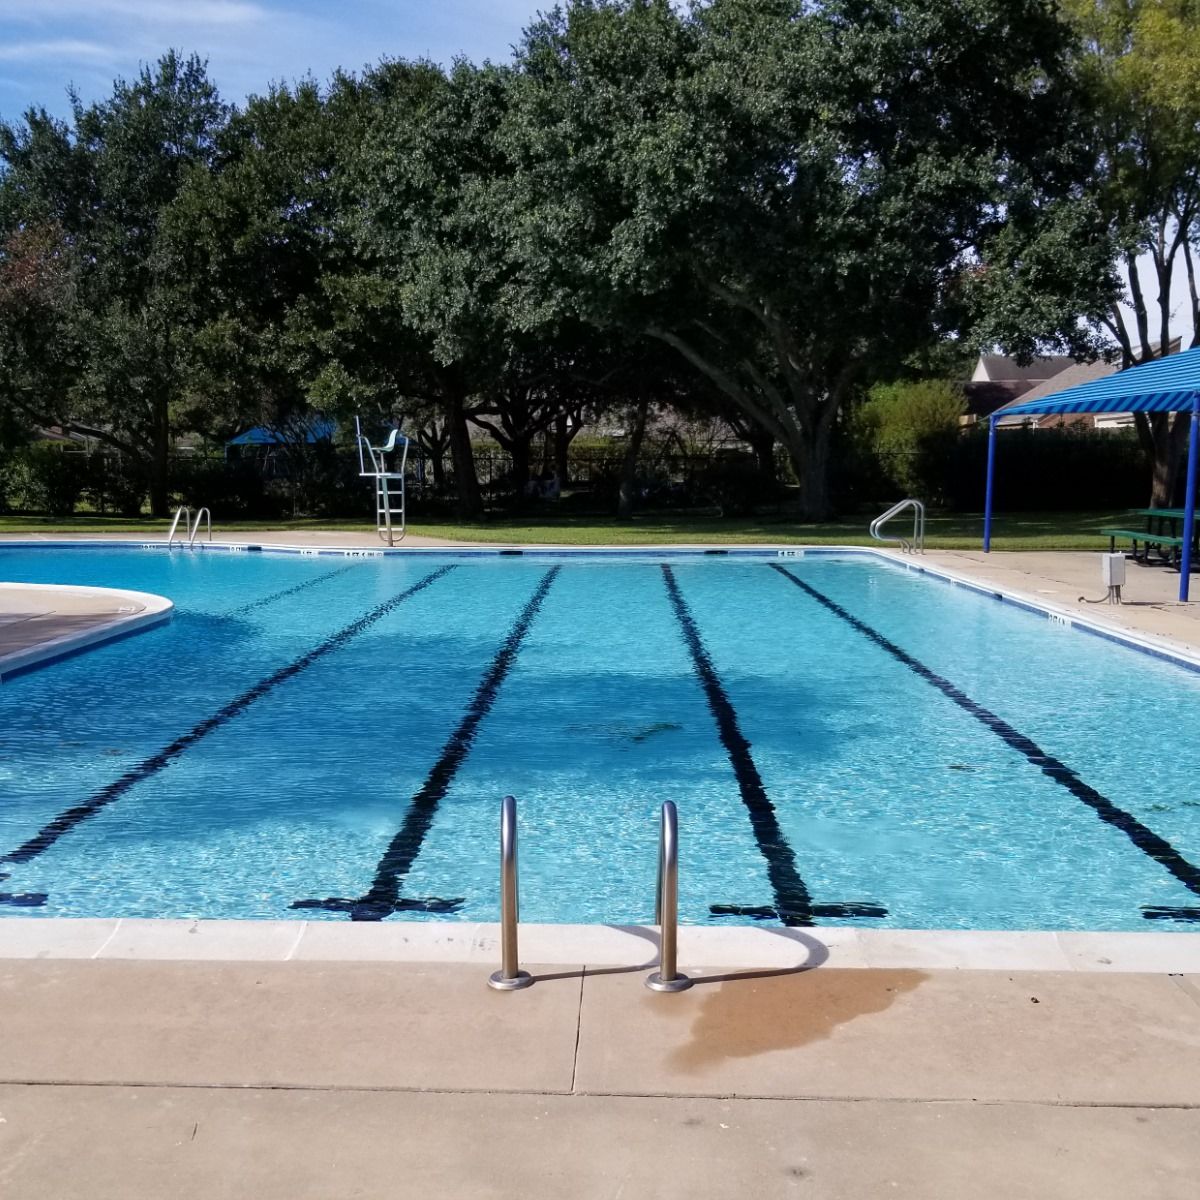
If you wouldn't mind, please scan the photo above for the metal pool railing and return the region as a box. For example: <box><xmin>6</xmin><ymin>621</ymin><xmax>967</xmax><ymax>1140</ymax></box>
<box><xmin>167</xmin><ymin>505</ymin><xmax>213</xmax><ymax>548</ymax></box>
<box><xmin>485</xmin><ymin>796</ymin><xmax>691</xmax><ymax>993</ymax></box>
<box><xmin>188</xmin><ymin>507</ymin><xmax>211</xmax><ymax>547</ymax></box>
<box><xmin>869</xmin><ymin>498</ymin><xmax>926</xmax><ymax>553</ymax></box>
<box><xmin>487</xmin><ymin>795</ymin><xmax>533</xmax><ymax>991</ymax></box>
<box><xmin>166</xmin><ymin>506</ymin><xmax>191</xmax><ymax>547</ymax></box>
<box><xmin>645</xmin><ymin>800</ymin><xmax>691</xmax><ymax>992</ymax></box>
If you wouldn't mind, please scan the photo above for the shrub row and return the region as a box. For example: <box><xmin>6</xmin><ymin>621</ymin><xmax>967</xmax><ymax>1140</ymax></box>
<box><xmin>0</xmin><ymin>446</ymin><xmax>147</xmax><ymax>516</ymax></box>
<box><xmin>0</xmin><ymin>427</ymin><xmax>1155</xmax><ymax>520</ymax></box>
<box><xmin>837</xmin><ymin>425</ymin><xmax>1150</xmax><ymax>512</ymax></box>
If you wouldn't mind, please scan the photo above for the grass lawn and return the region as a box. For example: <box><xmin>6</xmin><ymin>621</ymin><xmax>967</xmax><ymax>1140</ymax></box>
<box><xmin>0</xmin><ymin>509</ymin><xmax>1132</xmax><ymax>550</ymax></box>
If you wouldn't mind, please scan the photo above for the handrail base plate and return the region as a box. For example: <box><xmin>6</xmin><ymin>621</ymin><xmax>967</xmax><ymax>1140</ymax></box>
<box><xmin>645</xmin><ymin>971</ymin><xmax>692</xmax><ymax>993</ymax></box>
<box><xmin>488</xmin><ymin>969</ymin><xmax>534</xmax><ymax>992</ymax></box>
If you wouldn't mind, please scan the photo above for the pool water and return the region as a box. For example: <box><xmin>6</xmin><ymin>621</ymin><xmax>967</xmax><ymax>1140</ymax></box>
<box><xmin>2</xmin><ymin>546</ymin><xmax>1199</xmax><ymax>931</ymax></box>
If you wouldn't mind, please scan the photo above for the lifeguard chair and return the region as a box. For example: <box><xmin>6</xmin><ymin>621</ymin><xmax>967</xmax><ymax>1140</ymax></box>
<box><xmin>355</xmin><ymin>416</ymin><xmax>410</xmax><ymax>545</ymax></box>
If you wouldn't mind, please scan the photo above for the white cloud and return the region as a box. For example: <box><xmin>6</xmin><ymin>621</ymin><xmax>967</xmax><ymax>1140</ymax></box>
<box><xmin>0</xmin><ymin>1</ymin><xmax>265</xmax><ymax>26</ymax></box>
<box><xmin>0</xmin><ymin>39</ymin><xmax>117</xmax><ymax>64</ymax></box>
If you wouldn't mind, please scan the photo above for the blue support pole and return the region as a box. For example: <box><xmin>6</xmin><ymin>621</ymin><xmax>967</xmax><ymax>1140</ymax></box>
<box><xmin>1178</xmin><ymin>394</ymin><xmax>1200</xmax><ymax>602</ymax></box>
<box><xmin>983</xmin><ymin>415</ymin><xmax>997</xmax><ymax>553</ymax></box>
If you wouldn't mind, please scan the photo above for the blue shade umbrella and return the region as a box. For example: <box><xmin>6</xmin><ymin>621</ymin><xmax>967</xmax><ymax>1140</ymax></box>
<box><xmin>984</xmin><ymin>347</ymin><xmax>1200</xmax><ymax>601</ymax></box>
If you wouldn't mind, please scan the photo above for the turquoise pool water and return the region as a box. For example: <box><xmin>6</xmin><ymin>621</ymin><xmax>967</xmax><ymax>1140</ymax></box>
<box><xmin>1</xmin><ymin>546</ymin><xmax>1199</xmax><ymax>931</ymax></box>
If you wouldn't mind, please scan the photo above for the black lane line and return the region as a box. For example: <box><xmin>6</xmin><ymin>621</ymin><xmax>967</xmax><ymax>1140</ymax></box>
<box><xmin>0</xmin><ymin>565</ymin><xmax>458</xmax><ymax>869</ymax></box>
<box><xmin>225</xmin><ymin>563</ymin><xmax>359</xmax><ymax>617</ymax></box>
<box><xmin>768</xmin><ymin>562</ymin><xmax>1200</xmax><ymax>916</ymax></box>
<box><xmin>1143</xmin><ymin>906</ymin><xmax>1200</xmax><ymax>922</ymax></box>
<box><xmin>295</xmin><ymin>565</ymin><xmax>562</xmax><ymax>921</ymax></box>
<box><xmin>661</xmin><ymin>564</ymin><xmax>819</xmax><ymax>927</ymax></box>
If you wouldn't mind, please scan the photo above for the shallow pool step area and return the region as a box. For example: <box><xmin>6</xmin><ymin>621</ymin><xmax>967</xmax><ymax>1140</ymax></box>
<box><xmin>0</xmin><ymin>582</ymin><xmax>172</xmax><ymax>680</ymax></box>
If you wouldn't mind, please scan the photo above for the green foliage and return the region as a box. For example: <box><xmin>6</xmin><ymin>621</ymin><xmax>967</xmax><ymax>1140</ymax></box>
<box><xmin>0</xmin><ymin>5</ymin><xmax>1182</xmax><ymax>521</ymax></box>
<box><xmin>1</xmin><ymin>446</ymin><xmax>87</xmax><ymax>515</ymax></box>
<box><xmin>501</xmin><ymin>0</ymin><xmax>1109</xmax><ymax>516</ymax></box>
<box><xmin>168</xmin><ymin>456</ymin><xmax>271</xmax><ymax>518</ymax></box>
<box><xmin>856</xmin><ymin>380</ymin><xmax>966</xmax><ymax>500</ymax></box>
<box><xmin>0</xmin><ymin>52</ymin><xmax>229</xmax><ymax>512</ymax></box>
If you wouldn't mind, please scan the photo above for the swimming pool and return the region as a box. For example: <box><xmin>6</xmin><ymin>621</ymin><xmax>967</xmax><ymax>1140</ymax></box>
<box><xmin>1</xmin><ymin>544</ymin><xmax>1199</xmax><ymax>932</ymax></box>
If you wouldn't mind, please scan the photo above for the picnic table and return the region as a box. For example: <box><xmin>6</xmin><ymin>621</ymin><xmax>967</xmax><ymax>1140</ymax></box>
<box><xmin>1101</xmin><ymin>508</ymin><xmax>1198</xmax><ymax>566</ymax></box>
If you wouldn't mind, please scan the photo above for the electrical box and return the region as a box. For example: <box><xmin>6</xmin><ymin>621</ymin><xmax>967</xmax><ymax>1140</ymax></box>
<box><xmin>1101</xmin><ymin>552</ymin><xmax>1126</xmax><ymax>588</ymax></box>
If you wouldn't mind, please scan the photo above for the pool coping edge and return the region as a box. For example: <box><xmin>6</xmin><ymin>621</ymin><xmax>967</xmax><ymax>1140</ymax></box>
<box><xmin>1</xmin><ymin>918</ymin><xmax>1198</xmax><ymax>973</ymax></box>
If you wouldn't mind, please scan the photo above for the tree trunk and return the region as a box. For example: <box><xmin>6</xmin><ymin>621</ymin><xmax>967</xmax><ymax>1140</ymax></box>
<box><xmin>747</xmin><ymin>428</ymin><xmax>776</xmax><ymax>484</ymax></box>
<box><xmin>445</xmin><ymin>394</ymin><xmax>483</xmax><ymax>519</ymax></box>
<box><xmin>781</xmin><ymin>417</ymin><xmax>834</xmax><ymax>521</ymax></box>
<box><xmin>509</xmin><ymin>434</ymin><xmax>532</xmax><ymax>490</ymax></box>
<box><xmin>554</xmin><ymin>412</ymin><xmax>580</xmax><ymax>486</ymax></box>
<box><xmin>416</xmin><ymin>422</ymin><xmax>447</xmax><ymax>487</ymax></box>
<box><xmin>148</xmin><ymin>400</ymin><xmax>171</xmax><ymax>518</ymax></box>
<box><xmin>617</xmin><ymin>397</ymin><xmax>650</xmax><ymax>519</ymax></box>
<box><xmin>1140</xmin><ymin>411</ymin><xmax>1191</xmax><ymax>507</ymax></box>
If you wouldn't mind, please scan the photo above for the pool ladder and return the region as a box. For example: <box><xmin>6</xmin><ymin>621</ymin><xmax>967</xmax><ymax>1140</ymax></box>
<box><xmin>167</xmin><ymin>506</ymin><xmax>212</xmax><ymax>548</ymax></box>
<box><xmin>487</xmin><ymin>796</ymin><xmax>690</xmax><ymax>994</ymax></box>
<box><xmin>870</xmin><ymin>498</ymin><xmax>925</xmax><ymax>553</ymax></box>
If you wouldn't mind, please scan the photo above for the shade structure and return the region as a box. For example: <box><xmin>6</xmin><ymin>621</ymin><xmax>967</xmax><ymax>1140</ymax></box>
<box><xmin>984</xmin><ymin>347</ymin><xmax>1200</xmax><ymax>601</ymax></box>
<box><xmin>227</xmin><ymin>417</ymin><xmax>336</xmax><ymax>447</ymax></box>
<box><xmin>997</xmin><ymin>346</ymin><xmax>1200</xmax><ymax>419</ymax></box>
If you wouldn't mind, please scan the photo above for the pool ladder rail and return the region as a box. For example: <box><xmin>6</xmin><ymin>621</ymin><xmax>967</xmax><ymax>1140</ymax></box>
<box><xmin>487</xmin><ymin>796</ymin><xmax>690</xmax><ymax>994</ymax></box>
<box><xmin>166</xmin><ymin>506</ymin><xmax>212</xmax><ymax>548</ymax></box>
<box><xmin>870</xmin><ymin>498</ymin><xmax>925</xmax><ymax>553</ymax></box>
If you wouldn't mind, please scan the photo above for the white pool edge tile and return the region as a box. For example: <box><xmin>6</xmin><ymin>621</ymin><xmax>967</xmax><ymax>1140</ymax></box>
<box><xmin>3</xmin><ymin>919</ymin><xmax>1200</xmax><ymax>972</ymax></box>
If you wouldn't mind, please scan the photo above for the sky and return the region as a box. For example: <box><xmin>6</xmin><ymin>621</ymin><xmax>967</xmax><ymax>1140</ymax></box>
<box><xmin>0</xmin><ymin>0</ymin><xmax>536</xmax><ymax>120</ymax></box>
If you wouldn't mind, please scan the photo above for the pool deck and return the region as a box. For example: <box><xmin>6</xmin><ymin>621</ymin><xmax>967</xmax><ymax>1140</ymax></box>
<box><xmin>4</xmin><ymin>536</ymin><xmax>1200</xmax><ymax>1194</ymax></box>
<box><xmin>0</xmin><ymin>581</ymin><xmax>172</xmax><ymax>679</ymax></box>
<box><xmin>2</xmin><ymin>950</ymin><xmax>1198</xmax><ymax>1197</ymax></box>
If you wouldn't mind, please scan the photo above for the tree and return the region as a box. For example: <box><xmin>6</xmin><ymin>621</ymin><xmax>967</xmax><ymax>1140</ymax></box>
<box><xmin>345</xmin><ymin>59</ymin><xmax>528</xmax><ymax>518</ymax></box>
<box><xmin>0</xmin><ymin>52</ymin><xmax>228</xmax><ymax>514</ymax></box>
<box><xmin>1060</xmin><ymin>0</ymin><xmax>1200</xmax><ymax>505</ymax></box>
<box><xmin>857</xmin><ymin>379</ymin><xmax>965</xmax><ymax>500</ymax></box>
<box><xmin>0</xmin><ymin>222</ymin><xmax>84</xmax><ymax>450</ymax></box>
<box><xmin>502</xmin><ymin>0</ymin><xmax>1101</xmax><ymax>518</ymax></box>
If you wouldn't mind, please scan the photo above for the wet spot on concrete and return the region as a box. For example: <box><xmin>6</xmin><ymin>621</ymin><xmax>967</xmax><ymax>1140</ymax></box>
<box><xmin>666</xmin><ymin>969</ymin><xmax>927</xmax><ymax>1073</ymax></box>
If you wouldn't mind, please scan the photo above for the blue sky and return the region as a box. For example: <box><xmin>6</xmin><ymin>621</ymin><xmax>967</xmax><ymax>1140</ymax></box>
<box><xmin>0</xmin><ymin>0</ymin><xmax>537</xmax><ymax>120</ymax></box>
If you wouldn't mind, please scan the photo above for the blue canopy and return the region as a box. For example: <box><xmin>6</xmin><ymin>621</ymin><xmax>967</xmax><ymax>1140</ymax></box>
<box><xmin>227</xmin><ymin>418</ymin><xmax>336</xmax><ymax>446</ymax></box>
<box><xmin>984</xmin><ymin>346</ymin><xmax>1200</xmax><ymax>600</ymax></box>
<box><xmin>999</xmin><ymin>346</ymin><xmax>1200</xmax><ymax>418</ymax></box>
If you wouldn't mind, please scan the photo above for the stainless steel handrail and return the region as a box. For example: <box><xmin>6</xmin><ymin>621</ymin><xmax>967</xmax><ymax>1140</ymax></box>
<box><xmin>646</xmin><ymin>801</ymin><xmax>690</xmax><ymax>992</ymax></box>
<box><xmin>166</xmin><ymin>506</ymin><xmax>191</xmax><ymax>547</ymax></box>
<box><xmin>188</xmin><ymin>507</ymin><xmax>211</xmax><ymax>547</ymax></box>
<box><xmin>488</xmin><ymin>795</ymin><xmax>533</xmax><ymax>991</ymax></box>
<box><xmin>869</xmin><ymin>498</ymin><xmax>926</xmax><ymax>553</ymax></box>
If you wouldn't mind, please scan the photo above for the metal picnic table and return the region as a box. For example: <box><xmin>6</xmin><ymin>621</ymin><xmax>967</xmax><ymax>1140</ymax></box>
<box><xmin>1101</xmin><ymin>508</ymin><xmax>1200</xmax><ymax>567</ymax></box>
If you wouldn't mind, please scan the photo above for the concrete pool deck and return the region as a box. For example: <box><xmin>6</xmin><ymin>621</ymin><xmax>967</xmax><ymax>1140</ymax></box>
<box><xmin>0</xmin><ymin>581</ymin><xmax>172</xmax><ymax>679</ymax></box>
<box><xmin>2</xmin><ymin>953</ymin><xmax>1199</xmax><ymax>1197</ymax></box>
